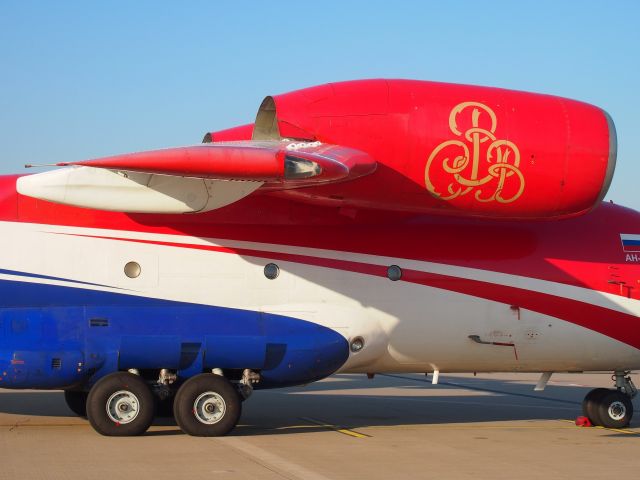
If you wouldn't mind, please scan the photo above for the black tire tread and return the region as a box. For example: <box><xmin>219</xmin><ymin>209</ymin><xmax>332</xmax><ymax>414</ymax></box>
<box><xmin>582</xmin><ymin>387</ymin><xmax>610</xmax><ymax>425</ymax></box>
<box><xmin>174</xmin><ymin>374</ymin><xmax>241</xmax><ymax>437</ymax></box>
<box><xmin>63</xmin><ymin>390</ymin><xmax>88</xmax><ymax>418</ymax></box>
<box><xmin>86</xmin><ymin>372</ymin><xmax>155</xmax><ymax>436</ymax></box>
<box><xmin>156</xmin><ymin>395</ymin><xmax>175</xmax><ymax>418</ymax></box>
<box><xmin>596</xmin><ymin>390</ymin><xmax>634</xmax><ymax>429</ymax></box>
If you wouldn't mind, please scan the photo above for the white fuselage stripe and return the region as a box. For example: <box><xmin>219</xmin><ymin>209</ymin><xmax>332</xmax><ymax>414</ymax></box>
<box><xmin>1</xmin><ymin>220</ymin><xmax>639</xmax><ymax>318</ymax></box>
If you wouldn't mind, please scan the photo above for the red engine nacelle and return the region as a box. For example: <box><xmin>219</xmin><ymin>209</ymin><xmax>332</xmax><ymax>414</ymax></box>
<box><xmin>206</xmin><ymin>79</ymin><xmax>615</xmax><ymax>220</ymax></box>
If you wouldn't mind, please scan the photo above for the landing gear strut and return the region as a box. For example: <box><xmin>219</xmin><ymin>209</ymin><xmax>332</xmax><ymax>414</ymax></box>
<box><xmin>154</xmin><ymin>368</ymin><xmax>177</xmax><ymax>418</ymax></box>
<box><xmin>582</xmin><ymin>372</ymin><xmax>636</xmax><ymax>428</ymax></box>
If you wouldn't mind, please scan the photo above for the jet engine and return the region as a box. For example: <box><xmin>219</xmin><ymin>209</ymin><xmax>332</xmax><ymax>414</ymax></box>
<box><xmin>230</xmin><ymin>79</ymin><xmax>616</xmax><ymax>220</ymax></box>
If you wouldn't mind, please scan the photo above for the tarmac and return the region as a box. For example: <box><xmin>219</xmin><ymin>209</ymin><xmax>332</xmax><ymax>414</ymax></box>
<box><xmin>1</xmin><ymin>372</ymin><xmax>639</xmax><ymax>479</ymax></box>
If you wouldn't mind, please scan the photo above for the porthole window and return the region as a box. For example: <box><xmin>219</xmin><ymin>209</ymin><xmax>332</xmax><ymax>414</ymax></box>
<box><xmin>124</xmin><ymin>261</ymin><xmax>141</xmax><ymax>279</ymax></box>
<box><xmin>387</xmin><ymin>265</ymin><xmax>402</xmax><ymax>281</ymax></box>
<box><xmin>264</xmin><ymin>263</ymin><xmax>279</xmax><ymax>280</ymax></box>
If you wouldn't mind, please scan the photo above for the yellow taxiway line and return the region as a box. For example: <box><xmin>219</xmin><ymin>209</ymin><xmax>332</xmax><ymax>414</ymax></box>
<box><xmin>559</xmin><ymin>419</ymin><xmax>640</xmax><ymax>435</ymax></box>
<box><xmin>300</xmin><ymin>417</ymin><xmax>370</xmax><ymax>438</ymax></box>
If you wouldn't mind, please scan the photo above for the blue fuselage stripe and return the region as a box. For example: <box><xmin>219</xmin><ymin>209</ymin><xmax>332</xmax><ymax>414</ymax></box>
<box><xmin>0</xmin><ymin>268</ymin><xmax>117</xmax><ymax>289</ymax></box>
<box><xmin>0</xmin><ymin>278</ymin><xmax>349</xmax><ymax>389</ymax></box>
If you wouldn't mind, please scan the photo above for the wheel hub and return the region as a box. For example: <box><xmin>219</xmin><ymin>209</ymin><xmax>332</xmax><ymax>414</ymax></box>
<box><xmin>193</xmin><ymin>391</ymin><xmax>226</xmax><ymax>425</ymax></box>
<box><xmin>608</xmin><ymin>401</ymin><xmax>627</xmax><ymax>421</ymax></box>
<box><xmin>106</xmin><ymin>390</ymin><xmax>140</xmax><ymax>424</ymax></box>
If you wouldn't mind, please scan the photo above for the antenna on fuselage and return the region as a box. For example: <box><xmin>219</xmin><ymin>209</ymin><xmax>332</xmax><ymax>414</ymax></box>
<box><xmin>24</xmin><ymin>163</ymin><xmax>59</xmax><ymax>168</ymax></box>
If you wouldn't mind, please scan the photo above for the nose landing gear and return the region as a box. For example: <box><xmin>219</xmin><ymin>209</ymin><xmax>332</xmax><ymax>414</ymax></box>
<box><xmin>582</xmin><ymin>372</ymin><xmax>637</xmax><ymax>429</ymax></box>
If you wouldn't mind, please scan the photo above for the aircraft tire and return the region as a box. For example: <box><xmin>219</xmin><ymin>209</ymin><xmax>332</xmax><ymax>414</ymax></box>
<box><xmin>173</xmin><ymin>373</ymin><xmax>241</xmax><ymax>437</ymax></box>
<box><xmin>156</xmin><ymin>395</ymin><xmax>175</xmax><ymax>418</ymax></box>
<box><xmin>86</xmin><ymin>372</ymin><xmax>155</xmax><ymax>436</ymax></box>
<box><xmin>582</xmin><ymin>388</ymin><xmax>610</xmax><ymax>425</ymax></box>
<box><xmin>64</xmin><ymin>390</ymin><xmax>88</xmax><ymax>417</ymax></box>
<box><xmin>594</xmin><ymin>390</ymin><xmax>634</xmax><ymax>429</ymax></box>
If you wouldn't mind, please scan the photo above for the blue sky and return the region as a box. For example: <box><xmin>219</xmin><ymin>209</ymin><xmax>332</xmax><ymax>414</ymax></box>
<box><xmin>1</xmin><ymin>1</ymin><xmax>638</xmax><ymax>210</ymax></box>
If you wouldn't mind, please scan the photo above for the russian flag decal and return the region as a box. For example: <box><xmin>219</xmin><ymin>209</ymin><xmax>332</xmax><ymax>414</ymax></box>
<box><xmin>620</xmin><ymin>234</ymin><xmax>640</xmax><ymax>252</ymax></box>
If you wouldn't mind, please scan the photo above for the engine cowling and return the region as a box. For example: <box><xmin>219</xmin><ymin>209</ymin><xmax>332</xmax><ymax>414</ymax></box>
<box><xmin>247</xmin><ymin>79</ymin><xmax>615</xmax><ymax>219</ymax></box>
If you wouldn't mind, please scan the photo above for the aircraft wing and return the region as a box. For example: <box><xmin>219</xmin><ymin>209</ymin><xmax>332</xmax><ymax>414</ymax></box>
<box><xmin>16</xmin><ymin>141</ymin><xmax>377</xmax><ymax>214</ymax></box>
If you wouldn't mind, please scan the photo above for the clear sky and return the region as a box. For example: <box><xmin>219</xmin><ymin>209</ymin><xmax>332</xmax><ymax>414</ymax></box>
<box><xmin>1</xmin><ymin>1</ymin><xmax>638</xmax><ymax>210</ymax></box>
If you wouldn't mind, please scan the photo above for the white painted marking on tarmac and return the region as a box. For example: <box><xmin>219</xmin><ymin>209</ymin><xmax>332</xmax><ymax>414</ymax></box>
<box><xmin>217</xmin><ymin>437</ymin><xmax>333</xmax><ymax>480</ymax></box>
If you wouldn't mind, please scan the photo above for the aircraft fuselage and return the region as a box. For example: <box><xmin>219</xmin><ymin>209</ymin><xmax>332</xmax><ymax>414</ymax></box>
<box><xmin>1</xmin><ymin>174</ymin><xmax>639</xmax><ymax>392</ymax></box>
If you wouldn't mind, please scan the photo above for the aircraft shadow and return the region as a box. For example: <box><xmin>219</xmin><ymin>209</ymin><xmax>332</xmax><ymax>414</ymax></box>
<box><xmin>1</xmin><ymin>374</ymin><xmax>638</xmax><ymax>436</ymax></box>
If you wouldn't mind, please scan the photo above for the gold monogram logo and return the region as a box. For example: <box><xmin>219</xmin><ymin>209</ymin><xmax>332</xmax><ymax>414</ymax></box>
<box><xmin>425</xmin><ymin>102</ymin><xmax>524</xmax><ymax>203</ymax></box>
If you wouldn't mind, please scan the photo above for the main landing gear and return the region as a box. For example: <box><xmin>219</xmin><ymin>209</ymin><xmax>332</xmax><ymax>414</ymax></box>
<box><xmin>86</xmin><ymin>371</ymin><xmax>156</xmax><ymax>436</ymax></box>
<box><xmin>63</xmin><ymin>390</ymin><xmax>88</xmax><ymax>417</ymax></box>
<box><xmin>83</xmin><ymin>368</ymin><xmax>258</xmax><ymax>436</ymax></box>
<box><xmin>173</xmin><ymin>373</ymin><xmax>242</xmax><ymax>436</ymax></box>
<box><xmin>582</xmin><ymin>371</ymin><xmax>637</xmax><ymax>428</ymax></box>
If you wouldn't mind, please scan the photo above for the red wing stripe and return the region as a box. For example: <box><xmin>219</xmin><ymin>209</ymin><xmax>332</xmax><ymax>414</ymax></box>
<box><xmin>59</xmin><ymin>232</ymin><xmax>640</xmax><ymax>350</ymax></box>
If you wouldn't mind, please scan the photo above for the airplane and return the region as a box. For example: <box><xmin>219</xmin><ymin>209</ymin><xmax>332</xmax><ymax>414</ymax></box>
<box><xmin>0</xmin><ymin>79</ymin><xmax>638</xmax><ymax>437</ymax></box>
